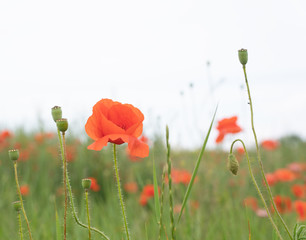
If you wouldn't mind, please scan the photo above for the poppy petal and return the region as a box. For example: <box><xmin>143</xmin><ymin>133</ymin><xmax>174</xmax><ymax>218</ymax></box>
<box><xmin>127</xmin><ymin>137</ymin><xmax>149</xmax><ymax>158</ymax></box>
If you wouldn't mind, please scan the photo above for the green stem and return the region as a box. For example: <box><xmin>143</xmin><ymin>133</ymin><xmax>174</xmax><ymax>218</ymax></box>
<box><xmin>57</xmin><ymin>129</ymin><xmax>110</xmax><ymax>240</ymax></box>
<box><xmin>166</xmin><ymin>126</ymin><xmax>176</xmax><ymax>240</ymax></box>
<box><xmin>14</xmin><ymin>162</ymin><xmax>33</xmax><ymax>240</ymax></box>
<box><xmin>242</xmin><ymin>66</ymin><xmax>293</xmax><ymax>240</ymax></box>
<box><xmin>62</xmin><ymin>132</ymin><xmax>68</xmax><ymax>240</ymax></box>
<box><xmin>85</xmin><ymin>190</ymin><xmax>91</xmax><ymax>240</ymax></box>
<box><xmin>18</xmin><ymin>211</ymin><xmax>23</xmax><ymax>240</ymax></box>
<box><xmin>113</xmin><ymin>144</ymin><xmax>130</xmax><ymax>240</ymax></box>
<box><xmin>230</xmin><ymin>139</ymin><xmax>283</xmax><ymax>240</ymax></box>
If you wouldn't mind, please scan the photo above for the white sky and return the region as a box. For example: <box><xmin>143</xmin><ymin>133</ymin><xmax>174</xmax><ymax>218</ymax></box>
<box><xmin>1</xmin><ymin>0</ymin><xmax>306</xmax><ymax>149</ymax></box>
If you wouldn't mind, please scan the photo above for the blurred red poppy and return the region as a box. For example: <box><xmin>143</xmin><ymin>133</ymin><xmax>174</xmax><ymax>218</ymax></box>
<box><xmin>85</xmin><ymin>99</ymin><xmax>149</xmax><ymax>158</ymax></box>
<box><xmin>139</xmin><ymin>184</ymin><xmax>160</xmax><ymax>206</ymax></box>
<box><xmin>274</xmin><ymin>169</ymin><xmax>296</xmax><ymax>182</ymax></box>
<box><xmin>215</xmin><ymin>116</ymin><xmax>242</xmax><ymax>143</ymax></box>
<box><xmin>243</xmin><ymin>197</ymin><xmax>258</xmax><ymax>211</ymax></box>
<box><xmin>291</xmin><ymin>184</ymin><xmax>305</xmax><ymax>199</ymax></box>
<box><xmin>294</xmin><ymin>200</ymin><xmax>306</xmax><ymax>221</ymax></box>
<box><xmin>273</xmin><ymin>196</ymin><xmax>292</xmax><ymax>214</ymax></box>
<box><xmin>265</xmin><ymin>173</ymin><xmax>278</xmax><ymax>186</ymax></box>
<box><xmin>237</xmin><ymin>147</ymin><xmax>245</xmax><ymax>154</ymax></box>
<box><xmin>87</xmin><ymin>177</ymin><xmax>100</xmax><ymax>192</ymax></box>
<box><xmin>261</xmin><ymin>140</ymin><xmax>279</xmax><ymax>150</ymax></box>
<box><xmin>20</xmin><ymin>185</ymin><xmax>30</xmax><ymax>196</ymax></box>
<box><xmin>124</xmin><ymin>182</ymin><xmax>138</xmax><ymax>193</ymax></box>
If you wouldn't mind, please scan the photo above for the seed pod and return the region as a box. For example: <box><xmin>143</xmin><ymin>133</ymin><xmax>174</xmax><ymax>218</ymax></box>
<box><xmin>228</xmin><ymin>153</ymin><xmax>239</xmax><ymax>175</ymax></box>
<box><xmin>8</xmin><ymin>149</ymin><xmax>19</xmax><ymax>161</ymax></box>
<box><xmin>51</xmin><ymin>106</ymin><xmax>62</xmax><ymax>122</ymax></box>
<box><xmin>238</xmin><ymin>48</ymin><xmax>248</xmax><ymax>66</ymax></box>
<box><xmin>82</xmin><ymin>178</ymin><xmax>92</xmax><ymax>190</ymax></box>
<box><xmin>56</xmin><ymin>118</ymin><xmax>68</xmax><ymax>133</ymax></box>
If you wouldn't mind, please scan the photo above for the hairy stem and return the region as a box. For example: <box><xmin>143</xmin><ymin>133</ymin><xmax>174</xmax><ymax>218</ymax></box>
<box><xmin>85</xmin><ymin>190</ymin><xmax>91</xmax><ymax>240</ymax></box>
<box><xmin>230</xmin><ymin>139</ymin><xmax>283</xmax><ymax>240</ymax></box>
<box><xmin>18</xmin><ymin>211</ymin><xmax>24</xmax><ymax>240</ymax></box>
<box><xmin>242</xmin><ymin>66</ymin><xmax>293</xmax><ymax>240</ymax></box>
<box><xmin>113</xmin><ymin>144</ymin><xmax>130</xmax><ymax>240</ymax></box>
<box><xmin>14</xmin><ymin>162</ymin><xmax>33</xmax><ymax>240</ymax></box>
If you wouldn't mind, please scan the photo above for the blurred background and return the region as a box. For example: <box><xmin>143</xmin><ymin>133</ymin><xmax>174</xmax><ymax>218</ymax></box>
<box><xmin>1</xmin><ymin>0</ymin><xmax>306</xmax><ymax>148</ymax></box>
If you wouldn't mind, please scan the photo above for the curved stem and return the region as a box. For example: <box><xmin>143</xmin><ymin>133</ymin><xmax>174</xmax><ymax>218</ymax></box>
<box><xmin>14</xmin><ymin>162</ymin><xmax>33</xmax><ymax>240</ymax></box>
<box><xmin>230</xmin><ymin>139</ymin><xmax>283</xmax><ymax>240</ymax></box>
<box><xmin>57</xmin><ymin>129</ymin><xmax>110</xmax><ymax>240</ymax></box>
<box><xmin>113</xmin><ymin>144</ymin><xmax>130</xmax><ymax>240</ymax></box>
<box><xmin>85</xmin><ymin>190</ymin><xmax>92</xmax><ymax>240</ymax></box>
<box><xmin>242</xmin><ymin>66</ymin><xmax>293</xmax><ymax>240</ymax></box>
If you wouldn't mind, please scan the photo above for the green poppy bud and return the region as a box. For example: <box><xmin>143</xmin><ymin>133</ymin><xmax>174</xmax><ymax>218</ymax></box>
<box><xmin>51</xmin><ymin>106</ymin><xmax>62</xmax><ymax>122</ymax></box>
<box><xmin>82</xmin><ymin>178</ymin><xmax>92</xmax><ymax>190</ymax></box>
<box><xmin>12</xmin><ymin>201</ymin><xmax>22</xmax><ymax>212</ymax></box>
<box><xmin>8</xmin><ymin>149</ymin><xmax>19</xmax><ymax>161</ymax></box>
<box><xmin>56</xmin><ymin>118</ymin><xmax>68</xmax><ymax>133</ymax></box>
<box><xmin>228</xmin><ymin>153</ymin><xmax>239</xmax><ymax>175</ymax></box>
<box><xmin>238</xmin><ymin>48</ymin><xmax>248</xmax><ymax>66</ymax></box>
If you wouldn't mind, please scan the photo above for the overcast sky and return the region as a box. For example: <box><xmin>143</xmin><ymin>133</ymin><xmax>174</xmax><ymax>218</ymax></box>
<box><xmin>1</xmin><ymin>0</ymin><xmax>306</xmax><ymax>148</ymax></box>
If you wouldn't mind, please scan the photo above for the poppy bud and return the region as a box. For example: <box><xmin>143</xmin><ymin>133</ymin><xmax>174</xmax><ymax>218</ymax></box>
<box><xmin>238</xmin><ymin>49</ymin><xmax>248</xmax><ymax>66</ymax></box>
<box><xmin>82</xmin><ymin>178</ymin><xmax>92</xmax><ymax>190</ymax></box>
<box><xmin>228</xmin><ymin>153</ymin><xmax>239</xmax><ymax>175</ymax></box>
<box><xmin>12</xmin><ymin>201</ymin><xmax>22</xmax><ymax>212</ymax></box>
<box><xmin>51</xmin><ymin>106</ymin><xmax>62</xmax><ymax>122</ymax></box>
<box><xmin>56</xmin><ymin>118</ymin><xmax>68</xmax><ymax>133</ymax></box>
<box><xmin>8</xmin><ymin>149</ymin><xmax>19</xmax><ymax>161</ymax></box>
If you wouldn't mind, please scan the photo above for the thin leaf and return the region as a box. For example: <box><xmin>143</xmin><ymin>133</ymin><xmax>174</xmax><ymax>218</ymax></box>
<box><xmin>177</xmin><ymin>106</ymin><xmax>217</xmax><ymax>224</ymax></box>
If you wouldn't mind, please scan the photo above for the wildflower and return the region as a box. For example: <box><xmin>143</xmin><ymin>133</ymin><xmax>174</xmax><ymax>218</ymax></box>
<box><xmin>243</xmin><ymin>197</ymin><xmax>258</xmax><ymax>211</ymax></box>
<box><xmin>87</xmin><ymin>177</ymin><xmax>100</xmax><ymax>192</ymax></box>
<box><xmin>291</xmin><ymin>185</ymin><xmax>305</xmax><ymax>199</ymax></box>
<box><xmin>237</xmin><ymin>147</ymin><xmax>245</xmax><ymax>154</ymax></box>
<box><xmin>273</xmin><ymin>196</ymin><xmax>292</xmax><ymax>214</ymax></box>
<box><xmin>265</xmin><ymin>173</ymin><xmax>278</xmax><ymax>186</ymax></box>
<box><xmin>294</xmin><ymin>200</ymin><xmax>306</xmax><ymax>221</ymax></box>
<box><xmin>274</xmin><ymin>169</ymin><xmax>296</xmax><ymax>182</ymax></box>
<box><xmin>20</xmin><ymin>185</ymin><xmax>30</xmax><ymax>196</ymax></box>
<box><xmin>139</xmin><ymin>184</ymin><xmax>160</xmax><ymax>206</ymax></box>
<box><xmin>85</xmin><ymin>99</ymin><xmax>149</xmax><ymax>158</ymax></box>
<box><xmin>215</xmin><ymin>116</ymin><xmax>242</xmax><ymax>143</ymax></box>
<box><xmin>261</xmin><ymin>140</ymin><xmax>279</xmax><ymax>150</ymax></box>
<box><xmin>124</xmin><ymin>182</ymin><xmax>138</xmax><ymax>193</ymax></box>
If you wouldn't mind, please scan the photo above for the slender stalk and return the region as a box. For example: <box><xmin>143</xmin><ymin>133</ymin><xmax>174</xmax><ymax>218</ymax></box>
<box><xmin>57</xmin><ymin>129</ymin><xmax>110</xmax><ymax>240</ymax></box>
<box><xmin>14</xmin><ymin>162</ymin><xmax>33</xmax><ymax>240</ymax></box>
<box><xmin>85</xmin><ymin>190</ymin><xmax>92</xmax><ymax>240</ymax></box>
<box><xmin>113</xmin><ymin>144</ymin><xmax>130</xmax><ymax>240</ymax></box>
<box><xmin>18</xmin><ymin>211</ymin><xmax>24</xmax><ymax>240</ymax></box>
<box><xmin>242</xmin><ymin>66</ymin><xmax>293</xmax><ymax>240</ymax></box>
<box><xmin>166</xmin><ymin>126</ymin><xmax>176</xmax><ymax>240</ymax></box>
<box><xmin>230</xmin><ymin>139</ymin><xmax>283</xmax><ymax>240</ymax></box>
<box><xmin>62</xmin><ymin>132</ymin><xmax>68</xmax><ymax>240</ymax></box>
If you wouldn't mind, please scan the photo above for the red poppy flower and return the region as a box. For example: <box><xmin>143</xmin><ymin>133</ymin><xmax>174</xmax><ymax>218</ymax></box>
<box><xmin>243</xmin><ymin>197</ymin><xmax>258</xmax><ymax>211</ymax></box>
<box><xmin>294</xmin><ymin>200</ymin><xmax>306</xmax><ymax>221</ymax></box>
<box><xmin>87</xmin><ymin>177</ymin><xmax>100</xmax><ymax>192</ymax></box>
<box><xmin>20</xmin><ymin>185</ymin><xmax>30</xmax><ymax>196</ymax></box>
<box><xmin>85</xmin><ymin>99</ymin><xmax>149</xmax><ymax>158</ymax></box>
<box><xmin>124</xmin><ymin>182</ymin><xmax>138</xmax><ymax>193</ymax></box>
<box><xmin>261</xmin><ymin>140</ymin><xmax>279</xmax><ymax>150</ymax></box>
<box><xmin>274</xmin><ymin>169</ymin><xmax>296</xmax><ymax>182</ymax></box>
<box><xmin>139</xmin><ymin>184</ymin><xmax>160</xmax><ymax>206</ymax></box>
<box><xmin>273</xmin><ymin>196</ymin><xmax>292</xmax><ymax>214</ymax></box>
<box><xmin>291</xmin><ymin>184</ymin><xmax>305</xmax><ymax>199</ymax></box>
<box><xmin>265</xmin><ymin>173</ymin><xmax>278</xmax><ymax>186</ymax></box>
<box><xmin>215</xmin><ymin>116</ymin><xmax>242</xmax><ymax>143</ymax></box>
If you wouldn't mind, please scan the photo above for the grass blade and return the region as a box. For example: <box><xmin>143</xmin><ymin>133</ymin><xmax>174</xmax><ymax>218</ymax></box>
<box><xmin>177</xmin><ymin>106</ymin><xmax>217</xmax><ymax>224</ymax></box>
<box><xmin>153</xmin><ymin>156</ymin><xmax>161</xmax><ymax>223</ymax></box>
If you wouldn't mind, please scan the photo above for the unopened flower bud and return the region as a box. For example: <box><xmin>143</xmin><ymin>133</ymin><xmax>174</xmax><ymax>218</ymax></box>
<box><xmin>8</xmin><ymin>149</ymin><xmax>19</xmax><ymax>161</ymax></box>
<box><xmin>228</xmin><ymin>153</ymin><xmax>239</xmax><ymax>175</ymax></box>
<box><xmin>56</xmin><ymin>118</ymin><xmax>68</xmax><ymax>133</ymax></box>
<box><xmin>51</xmin><ymin>106</ymin><xmax>62</xmax><ymax>122</ymax></box>
<box><xmin>12</xmin><ymin>201</ymin><xmax>22</xmax><ymax>212</ymax></box>
<box><xmin>238</xmin><ymin>48</ymin><xmax>248</xmax><ymax>66</ymax></box>
<box><xmin>82</xmin><ymin>178</ymin><xmax>92</xmax><ymax>190</ymax></box>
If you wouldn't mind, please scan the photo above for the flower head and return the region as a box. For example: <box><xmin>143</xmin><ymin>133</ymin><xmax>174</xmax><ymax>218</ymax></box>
<box><xmin>85</xmin><ymin>99</ymin><xmax>149</xmax><ymax>158</ymax></box>
<box><xmin>20</xmin><ymin>185</ymin><xmax>30</xmax><ymax>196</ymax></box>
<box><xmin>261</xmin><ymin>140</ymin><xmax>279</xmax><ymax>150</ymax></box>
<box><xmin>215</xmin><ymin>116</ymin><xmax>242</xmax><ymax>143</ymax></box>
